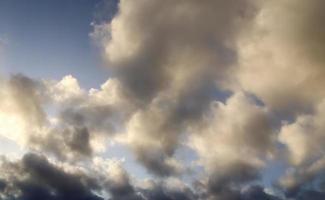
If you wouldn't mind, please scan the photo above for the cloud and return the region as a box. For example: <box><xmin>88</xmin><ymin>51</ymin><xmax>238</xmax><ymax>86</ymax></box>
<box><xmin>2</xmin><ymin>0</ymin><xmax>325</xmax><ymax>199</ymax></box>
<box><xmin>0</xmin><ymin>153</ymin><xmax>103</xmax><ymax>200</ymax></box>
<box><xmin>235</xmin><ymin>0</ymin><xmax>325</xmax><ymax>113</ymax></box>
<box><xmin>0</xmin><ymin>74</ymin><xmax>133</xmax><ymax>161</ymax></box>
<box><xmin>241</xmin><ymin>185</ymin><xmax>281</xmax><ymax>200</ymax></box>
<box><xmin>0</xmin><ymin>153</ymin><xmax>281</xmax><ymax>200</ymax></box>
<box><xmin>277</xmin><ymin>99</ymin><xmax>325</xmax><ymax>199</ymax></box>
<box><xmin>279</xmin><ymin>99</ymin><xmax>325</xmax><ymax>166</ymax></box>
<box><xmin>91</xmin><ymin>0</ymin><xmax>260</xmax><ymax>177</ymax></box>
<box><xmin>233</xmin><ymin>1</ymin><xmax>325</xmax><ymax>198</ymax></box>
<box><xmin>97</xmin><ymin>0</ymin><xmax>257</xmax><ymax>101</ymax></box>
<box><xmin>189</xmin><ymin>93</ymin><xmax>274</xmax><ymax>174</ymax></box>
<box><xmin>185</xmin><ymin>92</ymin><xmax>276</xmax><ymax>199</ymax></box>
<box><xmin>195</xmin><ymin>179</ymin><xmax>281</xmax><ymax>200</ymax></box>
<box><xmin>0</xmin><ymin>74</ymin><xmax>47</xmax><ymax>145</ymax></box>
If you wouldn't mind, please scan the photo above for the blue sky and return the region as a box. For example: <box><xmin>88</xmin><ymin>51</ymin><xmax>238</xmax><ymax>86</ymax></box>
<box><xmin>0</xmin><ymin>0</ymin><xmax>110</xmax><ymax>88</ymax></box>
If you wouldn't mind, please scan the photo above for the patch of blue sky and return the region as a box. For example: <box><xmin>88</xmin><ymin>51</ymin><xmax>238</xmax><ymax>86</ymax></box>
<box><xmin>0</xmin><ymin>0</ymin><xmax>113</xmax><ymax>89</ymax></box>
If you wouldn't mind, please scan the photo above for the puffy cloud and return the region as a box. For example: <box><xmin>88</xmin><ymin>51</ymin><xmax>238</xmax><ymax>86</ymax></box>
<box><xmin>233</xmin><ymin>0</ymin><xmax>325</xmax><ymax>198</ymax></box>
<box><xmin>188</xmin><ymin>92</ymin><xmax>275</xmax><ymax>199</ymax></box>
<box><xmin>279</xmin><ymin>100</ymin><xmax>325</xmax><ymax>166</ymax></box>
<box><xmin>97</xmin><ymin>0</ymin><xmax>258</xmax><ymax>101</ymax></box>
<box><xmin>0</xmin><ymin>75</ymin><xmax>92</xmax><ymax>160</ymax></box>
<box><xmin>0</xmin><ymin>74</ymin><xmax>134</xmax><ymax>161</ymax></box>
<box><xmin>278</xmin><ymin>99</ymin><xmax>325</xmax><ymax>199</ymax></box>
<box><xmin>91</xmin><ymin>157</ymin><xmax>141</xmax><ymax>200</ymax></box>
<box><xmin>3</xmin><ymin>0</ymin><xmax>325</xmax><ymax>199</ymax></box>
<box><xmin>91</xmin><ymin>0</ymin><xmax>260</xmax><ymax>177</ymax></box>
<box><xmin>34</xmin><ymin>76</ymin><xmax>134</xmax><ymax>160</ymax></box>
<box><xmin>125</xmin><ymin>101</ymin><xmax>185</xmax><ymax>176</ymax></box>
<box><xmin>189</xmin><ymin>93</ymin><xmax>274</xmax><ymax>173</ymax></box>
<box><xmin>0</xmin><ymin>74</ymin><xmax>47</xmax><ymax>145</ymax></box>
<box><xmin>235</xmin><ymin>0</ymin><xmax>325</xmax><ymax>112</ymax></box>
<box><xmin>46</xmin><ymin>75</ymin><xmax>84</xmax><ymax>104</ymax></box>
<box><xmin>91</xmin><ymin>157</ymin><xmax>198</xmax><ymax>200</ymax></box>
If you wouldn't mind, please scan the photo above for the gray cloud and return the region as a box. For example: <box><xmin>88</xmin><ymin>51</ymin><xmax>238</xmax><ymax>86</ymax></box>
<box><xmin>0</xmin><ymin>153</ymin><xmax>103</xmax><ymax>200</ymax></box>
<box><xmin>0</xmin><ymin>153</ymin><xmax>282</xmax><ymax>200</ymax></box>
<box><xmin>7</xmin><ymin>74</ymin><xmax>47</xmax><ymax>128</ymax></box>
<box><xmin>97</xmin><ymin>0</ymin><xmax>257</xmax><ymax>102</ymax></box>
<box><xmin>2</xmin><ymin>0</ymin><xmax>325</xmax><ymax>199</ymax></box>
<box><xmin>0</xmin><ymin>74</ymin><xmax>134</xmax><ymax>161</ymax></box>
<box><xmin>92</xmin><ymin>0</ymin><xmax>260</xmax><ymax>177</ymax></box>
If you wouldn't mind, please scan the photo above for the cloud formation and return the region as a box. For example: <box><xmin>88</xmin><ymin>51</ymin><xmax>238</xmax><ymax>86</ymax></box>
<box><xmin>0</xmin><ymin>153</ymin><xmax>103</xmax><ymax>200</ymax></box>
<box><xmin>2</xmin><ymin>0</ymin><xmax>325</xmax><ymax>199</ymax></box>
<box><xmin>236</xmin><ymin>0</ymin><xmax>325</xmax><ymax>112</ymax></box>
<box><xmin>91</xmin><ymin>0</ymin><xmax>261</xmax><ymax>177</ymax></box>
<box><xmin>0</xmin><ymin>153</ymin><xmax>282</xmax><ymax>200</ymax></box>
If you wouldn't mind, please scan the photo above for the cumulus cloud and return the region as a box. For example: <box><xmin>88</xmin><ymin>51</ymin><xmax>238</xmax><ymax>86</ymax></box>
<box><xmin>91</xmin><ymin>0</ymin><xmax>261</xmax><ymax>177</ymax></box>
<box><xmin>279</xmin><ymin>99</ymin><xmax>325</xmax><ymax>166</ymax></box>
<box><xmin>0</xmin><ymin>74</ymin><xmax>133</xmax><ymax>161</ymax></box>
<box><xmin>235</xmin><ymin>0</ymin><xmax>325</xmax><ymax>113</ymax></box>
<box><xmin>189</xmin><ymin>93</ymin><xmax>274</xmax><ymax>172</ymax></box>
<box><xmin>96</xmin><ymin>0</ymin><xmax>257</xmax><ymax>100</ymax></box>
<box><xmin>276</xmin><ymin>99</ymin><xmax>325</xmax><ymax>199</ymax></box>
<box><xmin>233</xmin><ymin>1</ymin><xmax>325</xmax><ymax>198</ymax></box>
<box><xmin>188</xmin><ymin>92</ymin><xmax>275</xmax><ymax>199</ymax></box>
<box><xmin>0</xmin><ymin>74</ymin><xmax>47</xmax><ymax>145</ymax></box>
<box><xmin>2</xmin><ymin>0</ymin><xmax>325</xmax><ymax>199</ymax></box>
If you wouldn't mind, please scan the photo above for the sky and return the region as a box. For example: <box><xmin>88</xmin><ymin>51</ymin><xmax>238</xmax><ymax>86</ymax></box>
<box><xmin>0</xmin><ymin>0</ymin><xmax>325</xmax><ymax>200</ymax></box>
<box><xmin>0</xmin><ymin>0</ymin><xmax>111</xmax><ymax>88</ymax></box>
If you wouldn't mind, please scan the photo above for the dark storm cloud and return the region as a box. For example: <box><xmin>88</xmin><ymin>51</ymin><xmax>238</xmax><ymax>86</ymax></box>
<box><xmin>107</xmin><ymin>173</ymin><xmax>281</xmax><ymax>200</ymax></box>
<box><xmin>0</xmin><ymin>154</ymin><xmax>202</xmax><ymax>200</ymax></box>
<box><xmin>0</xmin><ymin>153</ymin><xmax>103</xmax><ymax>200</ymax></box>
<box><xmin>0</xmin><ymin>153</ymin><xmax>282</xmax><ymax>200</ymax></box>
<box><xmin>0</xmin><ymin>179</ymin><xmax>6</xmax><ymax>191</ymax></box>
<box><xmin>296</xmin><ymin>190</ymin><xmax>325</xmax><ymax>200</ymax></box>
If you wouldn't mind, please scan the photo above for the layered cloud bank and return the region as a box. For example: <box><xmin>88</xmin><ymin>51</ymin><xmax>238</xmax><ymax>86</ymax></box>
<box><xmin>1</xmin><ymin>0</ymin><xmax>325</xmax><ymax>199</ymax></box>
